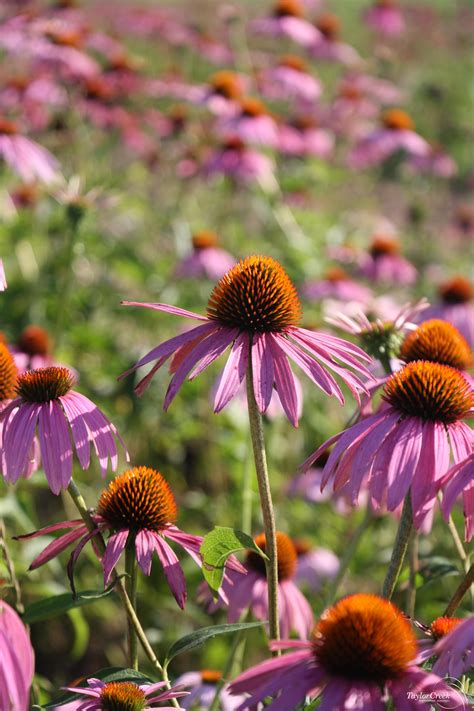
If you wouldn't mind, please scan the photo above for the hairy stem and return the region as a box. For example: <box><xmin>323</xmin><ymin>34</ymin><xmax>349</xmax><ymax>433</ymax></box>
<box><xmin>325</xmin><ymin>504</ymin><xmax>373</xmax><ymax>608</ymax></box>
<box><xmin>246</xmin><ymin>368</ymin><xmax>280</xmax><ymax>647</ymax></box>
<box><xmin>444</xmin><ymin>562</ymin><xmax>474</xmax><ymax>617</ymax></box>
<box><xmin>382</xmin><ymin>492</ymin><xmax>413</xmax><ymax>599</ymax></box>
<box><xmin>125</xmin><ymin>541</ymin><xmax>139</xmax><ymax>670</ymax></box>
<box><xmin>66</xmin><ymin>480</ymin><xmax>179</xmax><ymax>706</ymax></box>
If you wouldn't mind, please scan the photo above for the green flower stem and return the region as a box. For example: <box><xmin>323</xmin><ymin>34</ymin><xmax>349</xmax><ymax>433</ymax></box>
<box><xmin>241</xmin><ymin>443</ymin><xmax>253</xmax><ymax>535</ymax></box>
<box><xmin>382</xmin><ymin>492</ymin><xmax>413</xmax><ymax>599</ymax></box>
<box><xmin>444</xmin><ymin>562</ymin><xmax>474</xmax><ymax>617</ymax></box>
<box><xmin>125</xmin><ymin>541</ymin><xmax>139</xmax><ymax>670</ymax></box>
<box><xmin>406</xmin><ymin>531</ymin><xmax>419</xmax><ymax>617</ymax></box>
<box><xmin>324</xmin><ymin>504</ymin><xmax>373</xmax><ymax>608</ymax></box>
<box><xmin>246</xmin><ymin>368</ymin><xmax>280</xmax><ymax>648</ymax></box>
<box><xmin>66</xmin><ymin>479</ymin><xmax>179</xmax><ymax>707</ymax></box>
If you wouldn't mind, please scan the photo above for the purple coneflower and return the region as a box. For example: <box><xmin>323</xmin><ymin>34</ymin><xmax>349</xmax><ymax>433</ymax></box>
<box><xmin>0</xmin><ymin>118</ymin><xmax>60</xmax><ymax>184</ymax></box>
<box><xmin>309</xmin><ymin>14</ymin><xmax>361</xmax><ymax>66</ymax></box>
<box><xmin>13</xmin><ymin>325</ymin><xmax>56</xmax><ymax>373</ymax></box>
<box><xmin>174</xmin><ymin>670</ymin><xmax>245</xmax><ymax>711</ymax></box>
<box><xmin>276</xmin><ymin>115</ymin><xmax>334</xmax><ymax>159</ymax></box>
<box><xmin>348</xmin><ymin>109</ymin><xmax>430</xmax><ymax>169</ymax></box>
<box><xmin>18</xmin><ymin>466</ymin><xmax>241</xmax><ymax>608</ymax></box>
<box><xmin>121</xmin><ymin>256</ymin><xmax>372</xmax><ymax>427</ymax></box>
<box><xmin>204</xmin><ymin>138</ymin><xmax>275</xmax><ymax>186</ymax></box>
<box><xmin>250</xmin><ymin>0</ymin><xmax>321</xmax><ymax>48</ymax></box>
<box><xmin>419</xmin><ymin>276</ymin><xmax>474</xmax><ymax>347</ymax></box>
<box><xmin>431</xmin><ymin>614</ymin><xmax>474</xmax><ymax>679</ymax></box>
<box><xmin>358</xmin><ymin>236</ymin><xmax>417</xmax><ymax>285</ymax></box>
<box><xmin>176</xmin><ymin>231</ymin><xmax>235</xmax><ymax>281</ymax></box>
<box><xmin>59</xmin><ymin>678</ymin><xmax>187</xmax><ymax>710</ymax></box>
<box><xmin>217</xmin><ymin>98</ymin><xmax>278</xmax><ymax>148</ymax></box>
<box><xmin>364</xmin><ymin>0</ymin><xmax>405</xmax><ymax>37</ymax></box>
<box><xmin>303</xmin><ymin>267</ymin><xmax>372</xmax><ymax>304</ymax></box>
<box><xmin>260</xmin><ymin>55</ymin><xmax>322</xmax><ymax>102</ymax></box>
<box><xmin>0</xmin><ymin>600</ymin><xmax>35</xmax><ymax>711</ymax></box>
<box><xmin>228</xmin><ymin>594</ymin><xmax>466</xmax><ymax>710</ymax></box>
<box><xmin>293</xmin><ymin>539</ymin><xmax>340</xmax><ymax>593</ymax></box>
<box><xmin>205</xmin><ymin>532</ymin><xmax>314</xmax><ymax>639</ymax></box>
<box><xmin>1</xmin><ymin>366</ymin><xmax>127</xmax><ymax>494</ymax></box>
<box><xmin>302</xmin><ymin>360</ymin><xmax>474</xmax><ymax>527</ymax></box>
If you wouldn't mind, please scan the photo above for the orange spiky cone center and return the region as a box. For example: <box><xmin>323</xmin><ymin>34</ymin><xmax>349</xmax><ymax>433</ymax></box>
<box><xmin>99</xmin><ymin>681</ymin><xmax>147</xmax><ymax>711</ymax></box>
<box><xmin>16</xmin><ymin>366</ymin><xmax>74</xmax><ymax>402</ymax></box>
<box><xmin>370</xmin><ymin>236</ymin><xmax>400</xmax><ymax>257</ymax></box>
<box><xmin>18</xmin><ymin>325</ymin><xmax>51</xmax><ymax>357</ymax></box>
<box><xmin>207</xmin><ymin>256</ymin><xmax>301</xmax><ymax>333</ymax></box>
<box><xmin>316</xmin><ymin>13</ymin><xmax>341</xmax><ymax>40</ymax></box>
<box><xmin>209</xmin><ymin>71</ymin><xmax>242</xmax><ymax>100</ymax></box>
<box><xmin>192</xmin><ymin>230</ymin><xmax>219</xmax><ymax>250</ymax></box>
<box><xmin>400</xmin><ymin>320</ymin><xmax>472</xmax><ymax>370</ymax></box>
<box><xmin>439</xmin><ymin>276</ymin><xmax>473</xmax><ymax>305</ymax></box>
<box><xmin>246</xmin><ymin>531</ymin><xmax>297</xmax><ymax>580</ymax></box>
<box><xmin>430</xmin><ymin>616</ymin><xmax>463</xmax><ymax>640</ymax></box>
<box><xmin>382</xmin><ymin>109</ymin><xmax>414</xmax><ymax>131</ymax></box>
<box><xmin>382</xmin><ymin>360</ymin><xmax>473</xmax><ymax>424</ymax></box>
<box><xmin>200</xmin><ymin>670</ymin><xmax>222</xmax><ymax>684</ymax></box>
<box><xmin>274</xmin><ymin>0</ymin><xmax>304</xmax><ymax>18</ymax></box>
<box><xmin>313</xmin><ymin>594</ymin><xmax>417</xmax><ymax>682</ymax></box>
<box><xmin>0</xmin><ymin>343</ymin><xmax>18</xmax><ymax>401</ymax></box>
<box><xmin>97</xmin><ymin>467</ymin><xmax>178</xmax><ymax>533</ymax></box>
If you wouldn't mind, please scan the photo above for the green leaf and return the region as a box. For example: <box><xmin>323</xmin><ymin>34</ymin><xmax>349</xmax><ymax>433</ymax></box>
<box><xmin>200</xmin><ymin>526</ymin><xmax>265</xmax><ymax>592</ymax></box>
<box><xmin>164</xmin><ymin>621</ymin><xmax>265</xmax><ymax>667</ymax></box>
<box><xmin>418</xmin><ymin>557</ymin><xmax>460</xmax><ymax>587</ymax></box>
<box><xmin>42</xmin><ymin>667</ymin><xmax>153</xmax><ymax>708</ymax></box>
<box><xmin>22</xmin><ymin>588</ymin><xmax>115</xmax><ymax>624</ymax></box>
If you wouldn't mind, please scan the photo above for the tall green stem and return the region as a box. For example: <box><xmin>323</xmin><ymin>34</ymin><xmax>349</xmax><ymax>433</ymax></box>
<box><xmin>246</xmin><ymin>368</ymin><xmax>280</xmax><ymax>646</ymax></box>
<box><xmin>444</xmin><ymin>563</ymin><xmax>474</xmax><ymax>617</ymax></box>
<box><xmin>125</xmin><ymin>541</ymin><xmax>139</xmax><ymax>670</ymax></box>
<box><xmin>382</xmin><ymin>492</ymin><xmax>413</xmax><ymax>599</ymax></box>
<box><xmin>66</xmin><ymin>480</ymin><xmax>179</xmax><ymax>707</ymax></box>
<box><xmin>325</xmin><ymin>504</ymin><xmax>373</xmax><ymax>607</ymax></box>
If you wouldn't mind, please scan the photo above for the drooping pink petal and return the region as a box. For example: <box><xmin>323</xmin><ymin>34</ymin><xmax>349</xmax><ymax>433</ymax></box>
<box><xmin>135</xmin><ymin>529</ymin><xmax>155</xmax><ymax>576</ymax></box>
<box><xmin>1</xmin><ymin>401</ymin><xmax>40</xmax><ymax>483</ymax></box>
<box><xmin>103</xmin><ymin>529</ymin><xmax>129</xmax><ymax>584</ymax></box>
<box><xmin>38</xmin><ymin>401</ymin><xmax>73</xmax><ymax>494</ymax></box>
<box><xmin>28</xmin><ymin>526</ymin><xmax>88</xmax><ymax>570</ymax></box>
<box><xmin>67</xmin><ymin>528</ymin><xmax>99</xmax><ymax>596</ymax></box>
<box><xmin>214</xmin><ymin>332</ymin><xmax>249</xmax><ymax>413</ymax></box>
<box><xmin>152</xmin><ymin>535</ymin><xmax>187</xmax><ymax>609</ymax></box>
<box><xmin>121</xmin><ymin>301</ymin><xmax>209</xmax><ymax>321</ymax></box>
<box><xmin>60</xmin><ymin>392</ymin><xmax>92</xmax><ymax>470</ymax></box>
<box><xmin>251</xmin><ymin>333</ymin><xmax>274</xmax><ymax>413</ymax></box>
<box><xmin>268</xmin><ymin>335</ymin><xmax>299</xmax><ymax>427</ymax></box>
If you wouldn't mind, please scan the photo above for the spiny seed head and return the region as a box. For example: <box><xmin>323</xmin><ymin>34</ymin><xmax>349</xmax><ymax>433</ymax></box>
<box><xmin>192</xmin><ymin>230</ymin><xmax>219</xmax><ymax>250</ymax></box>
<box><xmin>18</xmin><ymin>325</ymin><xmax>51</xmax><ymax>356</ymax></box>
<box><xmin>325</xmin><ymin>267</ymin><xmax>350</xmax><ymax>282</ymax></box>
<box><xmin>200</xmin><ymin>670</ymin><xmax>222</xmax><ymax>684</ymax></box>
<box><xmin>209</xmin><ymin>71</ymin><xmax>242</xmax><ymax>100</ymax></box>
<box><xmin>99</xmin><ymin>682</ymin><xmax>147</xmax><ymax>711</ymax></box>
<box><xmin>239</xmin><ymin>98</ymin><xmax>267</xmax><ymax>117</ymax></box>
<box><xmin>16</xmin><ymin>367</ymin><xmax>74</xmax><ymax>403</ymax></box>
<box><xmin>313</xmin><ymin>594</ymin><xmax>417</xmax><ymax>682</ymax></box>
<box><xmin>207</xmin><ymin>256</ymin><xmax>301</xmax><ymax>333</ymax></box>
<box><xmin>46</xmin><ymin>28</ymin><xmax>84</xmax><ymax>48</ymax></box>
<box><xmin>400</xmin><ymin>320</ymin><xmax>472</xmax><ymax>370</ymax></box>
<box><xmin>279</xmin><ymin>55</ymin><xmax>307</xmax><ymax>72</ymax></box>
<box><xmin>316</xmin><ymin>13</ymin><xmax>341</xmax><ymax>39</ymax></box>
<box><xmin>370</xmin><ymin>235</ymin><xmax>400</xmax><ymax>257</ymax></box>
<box><xmin>246</xmin><ymin>531</ymin><xmax>297</xmax><ymax>580</ymax></box>
<box><xmin>430</xmin><ymin>616</ymin><xmax>463</xmax><ymax>640</ymax></box>
<box><xmin>382</xmin><ymin>360</ymin><xmax>474</xmax><ymax>424</ymax></box>
<box><xmin>274</xmin><ymin>0</ymin><xmax>303</xmax><ymax>18</ymax></box>
<box><xmin>97</xmin><ymin>467</ymin><xmax>177</xmax><ymax>533</ymax></box>
<box><xmin>382</xmin><ymin>109</ymin><xmax>414</xmax><ymax>131</ymax></box>
<box><xmin>439</xmin><ymin>276</ymin><xmax>473</xmax><ymax>305</ymax></box>
<box><xmin>0</xmin><ymin>343</ymin><xmax>18</xmax><ymax>400</ymax></box>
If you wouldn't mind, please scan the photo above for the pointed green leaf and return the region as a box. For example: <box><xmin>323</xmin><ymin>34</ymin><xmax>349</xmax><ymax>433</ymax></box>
<box><xmin>164</xmin><ymin>621</ymin><xmax>264</xmax><ymax>667</ymax></box>
<box><xmin>22</xmin><ymin>588</ymin><xmax>116</xmax><ymax>624</ymax></box>
<box><xmin>200</xmin><ymin>526</ymin><xmax>265</xmax><ymax>592</ymax></box>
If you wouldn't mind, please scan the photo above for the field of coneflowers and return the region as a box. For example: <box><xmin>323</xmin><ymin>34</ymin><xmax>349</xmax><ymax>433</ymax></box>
<box><xmin>0</xmin><ymin>1</ymin><xmax>473</xmax><ymax>709</ymax></box>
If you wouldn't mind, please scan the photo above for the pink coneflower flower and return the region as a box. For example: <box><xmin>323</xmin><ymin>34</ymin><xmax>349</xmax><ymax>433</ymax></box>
<box><xmin>364</xmin><ymin>0</ymin><xmax>405</xmax><ymax>37</ymax></box>
<box><xmin>201</xmin><ymin>71</ymin><xmax>246</xmax><ymax>116</ymax></box>
<box><xmin>303</xmin><ymin>360</ymin><xmax>474</xmax><ymax>527</ymax></box>
<box><xmin>18</xmin><ymin>466</ymin><xmax>242</xmax><ymax>608</ymax></box>
<box><xmin>399</xmin><ymin>319</ymin><xmax>473</xmax><ymax>372</ymax></box>
<box><xmin>121</xmin><ymin>256</ymin><xmax>372</xmax><ymax>427</ymax></box>
<box><xmin>293</xmin><ymin>539</ymin><xmax>340</xmax><ymax>592</ymax></box>
<box><xmin>358</xmin><ymin>235</ymin><xmax>417</xmax><ymax>285</ymax></box>
<box><xmin>0</xmin><ymin>600</ymin><xmax>35</xmax><ymax>711</ymax></box>
<box><xmin>259</xmin><ymin>55</ymin><xmax>322</xmax><ymax>103</ymax></box>
<box><xmin>0</xmin><ymin>259</ymin><xmax>6</xmax><ymax>291</ymax></box>
<box><xmin>13</xmin><ymin>325</ymin><xmax>55</xmax><ymax>373</ymax></box>
<box><xmin>0</xmin><ymin>118</ymin><xmax>60</xmax><ymax>184</ymax></box>
<box><xmin>348</xmin><ymin>109</ymin><xmax>430</xmax><ymax>169</ymax></box>
<box><xmin>229</xmin><ymin>594</ymin><xmax>467</xmax><ymax>710</ymax></box>
<box><xmin>176</xmin><ymin>231</ymin><xmax>235</xmax><ymax>281</ymax></box>
<box><xmin>419</xmin><ymin>276</ymin><xmax>474</xmax><ymax>347</ymax></box>
<box><xmin>1</xmin><ymin>366</ymin><xmax>127</xmax><ymax>494</ymax></box>
<box><xmin>217</xmin><ymin>99</ymin><xmax>278</xmax><ymax>148</ymax></box>
<box><xmin>440</xmin><ymin>454</ymin><xmax>474</xmax><ymax>542</ymax></box>
<box><xmin>309</xmin><ymin>14</ymin><xmax>361</xmax><ymax>66</ymax></box>
<box><xmin>431</xmin><ymin>614</ymin><xmax>474</xmax><ymax>679</ymax></box>
<box><xmin>174</xmin><ymin>670</ymin><xmax>245</xmax><ymax>711</ymax></box>
<box><xmin>303</xmin><ymin>267</ymin><xmax>372</xmax><ymax>304</ymax></box>
<box><xmin>276</xmin><ymin>115</ymin><xmax>334</xmax><ymax>158</ymax></box>
<box><xmin>204</xmin><ymin>139</ymin><xmax>275</xmax><ymax>186</ymax></box>
<box><xmin>250</xmin><ymin>0</ymin><xmax>321</xmax><ymax>48</ymax></box>
<box><xmin>60</xmin><ymin>678</ymin><xmax>188</xmax><ymax>710</ymax></box>
<box><xmin>208</xmin><ymin>532</ymin><xmax>314</xmax><ymax>638</ymax></box>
